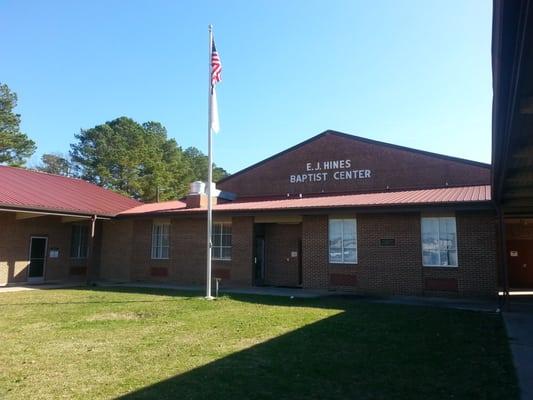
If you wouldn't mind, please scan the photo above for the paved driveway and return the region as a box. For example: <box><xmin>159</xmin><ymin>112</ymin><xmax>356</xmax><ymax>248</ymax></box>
<box><xmin>504</xmin><ymin>298</ymin><xmax>533</xmax><ymax>400</ymax></box>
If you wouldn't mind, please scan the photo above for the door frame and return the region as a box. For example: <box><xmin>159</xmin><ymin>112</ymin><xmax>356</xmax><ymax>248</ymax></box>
<box><xmin>27</xmin><ymin>236</ymin><xmax>48</xmax><ymax>283</ymax></box>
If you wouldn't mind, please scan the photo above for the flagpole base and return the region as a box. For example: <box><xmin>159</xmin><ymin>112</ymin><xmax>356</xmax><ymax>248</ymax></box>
<box><xmin>204</xmin><ymin>295</ymin><xmax>215</xmax><ymax>300</ymax></box>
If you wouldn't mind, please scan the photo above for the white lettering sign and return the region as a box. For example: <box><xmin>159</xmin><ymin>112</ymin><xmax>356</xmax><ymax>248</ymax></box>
<box><xmin>289</xmin><ymin>159</ymin><xmax>372</xmax><ymax>184</ymax></box>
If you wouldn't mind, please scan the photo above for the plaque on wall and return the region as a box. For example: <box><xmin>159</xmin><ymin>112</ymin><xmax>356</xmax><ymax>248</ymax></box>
<box><xmin>49</xmin><ymin>248</ymin><xmax>60</xmax><ymax>258</ymax></box>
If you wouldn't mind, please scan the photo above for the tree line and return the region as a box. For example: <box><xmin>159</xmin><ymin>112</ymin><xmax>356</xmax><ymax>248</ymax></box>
<box><xmin>0</xmin><ymin>82</ymin><xmax>229</xmax><ymax>202</ymax></box>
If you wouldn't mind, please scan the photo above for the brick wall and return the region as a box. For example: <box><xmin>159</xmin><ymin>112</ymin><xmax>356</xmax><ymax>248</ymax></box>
<box><xmin>302</xmin><ymin>216</ymin><xmax>329</xmax><ymax>288</ymax></box>
<box><xmin>301</xmin><ymin>211</ymin><xmax>498</xmax><ymax>297</ymax></box>
<box><xmin>97</xmin><ymin>210</ymin><xmax>498</xmax><ymax>297</ymax></box>
<box><xmin>0</xmin><ymin>212</ymin><xmax>90</xmax><ymax>285</ymax></box>
<box><xmin>218</xmin><ymin>132</ymin><xmax>490</xmax><ymax>198</ymax></box>
<box><xmin>218</xmin><ymin>216</ymin><xmax>253</xmax><ymax>286</ymax></box>
<box><xmin>99</xmin><ymin>216</ymin><xmax>253</xmax><ymax>287</ymax></box>
<box><xmin>99</xmin><ymin>219</ymin><xmax>134</xmax><ymax>281</ymax></box>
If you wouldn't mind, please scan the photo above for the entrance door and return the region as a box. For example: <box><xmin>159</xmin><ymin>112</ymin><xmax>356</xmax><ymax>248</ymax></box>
<box><xmin>28</xmin><ymin>237</ymin><xmax>47</xmax><ymax>283</ymax></box>
<box><xmin>262</xmin><ymin>224</ymin><xmax>302</xmax><ymax>287</ymax></box>
<box><xmin>254</xmin><ymin>237</ymin><xmax>265</xmax><ymax>286</ymax></box>
<box><xmin>507</xmin><ymin>240</ymin><xmax>533</xmax><ymax>288</ymax></box>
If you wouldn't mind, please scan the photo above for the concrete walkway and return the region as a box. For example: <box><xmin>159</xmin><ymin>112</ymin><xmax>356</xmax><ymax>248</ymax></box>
<box><xmin>503</xmin><ymin>298</ymin><xmax>533</xmax><ymax>400</ymax></box>
<box><xmin>0</xmin><ymin>281</ymin><xmax>503</xmax><ymax>313</ymax></box>
<box><xmin>0</xmin><ymin>282</ymin><xmax>82</xmax><ymax>293</ymax></box>
<box><xmin>98</xmin><ymin>282</ymin><xmax>327</xmax><ymax>298</ymax></box>
<box><xmin>367</xmin><ymin>295</ymin><xmax>500</xmax><ymax>312</ymax></box>
<box><xmin>0</xmin><ymin>281</ymin><xmax>503</xmax><ymax>310</ymax></box>
<box><xmin>98</xmin><ymin>282</ymin><xmax>503</xmax><ymax>311</ymax></box>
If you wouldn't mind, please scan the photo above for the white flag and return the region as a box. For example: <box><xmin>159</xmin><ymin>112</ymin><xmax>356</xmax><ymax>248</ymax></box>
<box><xmin>210</xmin><ymin>87</ymin><xmax>220</xmax><ymax>133</ymax></box>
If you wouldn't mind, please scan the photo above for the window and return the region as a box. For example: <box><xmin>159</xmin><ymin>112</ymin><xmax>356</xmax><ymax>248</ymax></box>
<box><xmin>212</xmin><ymin>222</ymin><xmax>231</xmax><ymax>260</ymax></box>
<box><xmin>151</xmin><ymin>222</ymin><xmax>170</xmax><ymax>259</ymax></box>
<box><xmin>70</xmin><ymin>225</ymin><xmax>88</xmax><ymax>258</ymax></box>
<box><xmin>329</xmin><ymin>219</ymin><xmax>357</xmax><ymax>264</ymax></box>
<box><xmin>421</xmin><ymin>217</ymin><xmax>458</xmax><ymax>267</ymax></box>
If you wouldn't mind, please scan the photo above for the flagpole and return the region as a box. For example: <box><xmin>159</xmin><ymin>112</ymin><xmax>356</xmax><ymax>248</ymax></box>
<box><xmin>206</xmin><ymin>24</ymin><xmax>214</xmax><ymax>300</ymax></box>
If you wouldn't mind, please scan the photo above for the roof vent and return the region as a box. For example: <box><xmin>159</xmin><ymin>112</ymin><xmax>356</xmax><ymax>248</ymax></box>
<box><xmin>189</xmin><ymin>181</ymin><xmax>206</xmax><ymax>195</ymax></box>
<box><xmin>185</xmin><ymin>181</ymin><xmax>220</xmax><ymax>208</ymax></box>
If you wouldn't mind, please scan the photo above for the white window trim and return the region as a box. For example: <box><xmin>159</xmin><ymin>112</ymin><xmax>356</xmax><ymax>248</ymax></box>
<box><xmin>329</xmin><ymin>218</ymin><xmax>358</xmax><ymax>265</ymax></box>
<box><xmin>421</xmin><ymin>216</ymin><xmax>459</xmax><ymax>268</ymax></box>
<box><xmin>212</xmin><ymin>222</ymin><xmax>232</xmax><ymax>261</ymax></box>
<box><xmin>151</xmin><ymin>222</ymin><xmax>170</xmax><ymax>260</ymax></box>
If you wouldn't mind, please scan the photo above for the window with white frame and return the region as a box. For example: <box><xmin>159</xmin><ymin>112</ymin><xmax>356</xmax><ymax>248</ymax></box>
<box><xmin>212</xmin><ymin>222</ymin><xmax>231</xmax><ymax>260</ymax></box>
<box><xmin>329</xmin><ymin>218</ymin><xmax>357</xmax><ymax>264</ymax></box>
<box><xmin>421</xmin><ymin>217</ymin><xmax>458</xmax><ymax>267</ymax></box>
<box><xmin>70</xmin><ymin>225</ymin><xmax>89</xmax><ymax>258</ymax></box>
<box><xmin>151</xmin><ymin>222</ymin><xmax>170</xmax><ymax>259</ymax></box>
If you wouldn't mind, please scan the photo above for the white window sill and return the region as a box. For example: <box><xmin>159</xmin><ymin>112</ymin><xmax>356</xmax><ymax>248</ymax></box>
<box><xmin>329</xmin><ymin>261</ymin><xmax>358</xmax><ymax>265</ymax></box>
<box><xmin>423</xmin><ymin>264</ymin><xmax>458</xmax><ymax>268</ymax></box>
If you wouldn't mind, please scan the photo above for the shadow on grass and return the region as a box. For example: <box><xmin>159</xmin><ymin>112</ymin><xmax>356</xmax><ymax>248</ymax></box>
<box><xmin>3</xmin><ymin>286</ymin><xmax>517</xmax><ymax>399</ymax></box>
<box><xmin>98</xmin><ymin>288</ymin><xmax>518</xmax><ymax>400</ymax></box>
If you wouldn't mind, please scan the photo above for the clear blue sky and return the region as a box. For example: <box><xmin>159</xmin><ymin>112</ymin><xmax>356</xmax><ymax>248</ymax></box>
<box><xmin>0</xmin><ymin>0</ymin><xmax>493</xmax><ymax>173</ymax></box>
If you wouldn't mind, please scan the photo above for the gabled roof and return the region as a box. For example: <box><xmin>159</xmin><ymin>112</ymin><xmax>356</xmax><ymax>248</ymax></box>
<box><xmin>120</xmin><ymin>185</ymin><xmax>491</xmax><ymax>216</ymax></box>
<box><xmin>0</xmin><ymin>166</ymin><xmax>141</xmax><ymax>217</ymax></box>
<box><xmin>217</xmin><ymin>130</ymin><xmax>491</xmax><ymax>185</ymax></box>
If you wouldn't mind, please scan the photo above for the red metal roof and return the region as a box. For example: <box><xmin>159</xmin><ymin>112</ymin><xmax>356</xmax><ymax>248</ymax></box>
<box><xmin>121</xmin><ymin>200</ymin><xmax>186</xmax><ymax>215</ymax></box>
<box><xmin>0</xmin><ymin>165</ymin><xmax>491</xmax><ymax>218</ymax></box>
<box><xmin>0</xmin><ymin>166</ymin><xmax>141</xmax><ymax>217</ymax></box>
<box><xmin>120</xmin><ymin>185</ymin><xmax>491</xmax><ymax>216</ymax></box>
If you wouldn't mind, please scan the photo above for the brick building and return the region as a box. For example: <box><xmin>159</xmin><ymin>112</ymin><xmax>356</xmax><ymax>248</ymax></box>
<box><xmin>0</xmin><ymin>166</ymin><xmax>139</xmax><ymax>285</ymax></box>
<box><xmin>111</xmin><ymin>131</ymin><xmax>499</xmax><ymax>296</ymax></box>
<box><xmin>2</xmin><ymin>130</ymin><xmax>528</xmax><ymax>297</ymax></box>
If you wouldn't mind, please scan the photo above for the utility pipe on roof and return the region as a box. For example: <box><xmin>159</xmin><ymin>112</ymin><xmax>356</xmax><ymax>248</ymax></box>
<box><xmin>91</xmin><ymin>214</ymin><xmax>96</xmax><ymax>237</ymax></box>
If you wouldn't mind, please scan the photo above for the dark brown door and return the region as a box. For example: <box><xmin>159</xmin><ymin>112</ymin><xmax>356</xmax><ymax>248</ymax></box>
<box><xmin>254</xmin><ymin>237</ymin><xmax>266</xmax><ymax>286</ymax></box>
<box><xmin>507</xmin><ymin>240</ymin><xmax>533</xmax><ymax>288</ymax></box>
<box><xmin>263</xmin><ymin>224</ymin><xmax>301</xmax><ymax>287</ymax></box>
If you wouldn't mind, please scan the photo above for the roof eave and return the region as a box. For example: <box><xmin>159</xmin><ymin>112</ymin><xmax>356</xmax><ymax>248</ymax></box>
<box><xmin>0</xmin><ymin>204</ymin><xmax>116</xmax><ymax>218</ymax></box>
<box><xmin>116</xmin><ymin>200</ymin><xmax>494</xmax><ymax>219</ymax></box>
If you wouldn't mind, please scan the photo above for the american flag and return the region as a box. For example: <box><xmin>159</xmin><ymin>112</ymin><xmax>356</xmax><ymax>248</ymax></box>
<box><xmin>211</xmin><ymin>40</ymin><xmax>222</xmax><ymax>88</ymax></box>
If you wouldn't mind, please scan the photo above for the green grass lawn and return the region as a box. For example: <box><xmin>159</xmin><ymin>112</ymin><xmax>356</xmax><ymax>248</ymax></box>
<box><xmin>0</xmin><ymin>287</ymin><xmax>518</xmax><ymax>400</ymax></box>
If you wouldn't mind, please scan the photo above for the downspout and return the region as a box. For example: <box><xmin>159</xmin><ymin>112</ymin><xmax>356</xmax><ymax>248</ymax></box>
<box><xmin>86</xmin><ymin>215</ymin><xmax>97</xmax><ymax>285</ymax></box>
